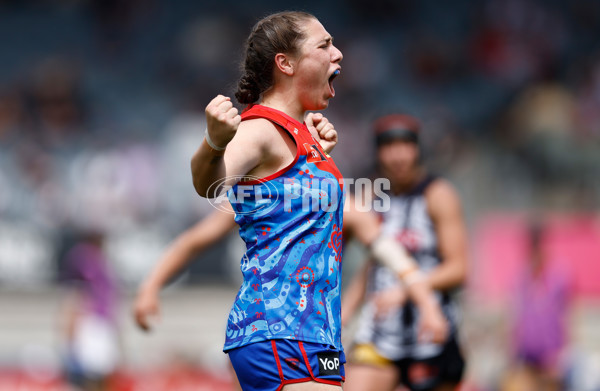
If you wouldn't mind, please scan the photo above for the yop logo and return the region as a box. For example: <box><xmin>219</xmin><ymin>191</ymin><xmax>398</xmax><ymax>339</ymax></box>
<box><xmin>206</xmin><ymin>175</ymin><xmax>279</xmax><ymax>215</ymax></box>
<box><xmin>317</xmin><ymin>352</ymin><xmax>341</xmax><ymax>376</ymax></box>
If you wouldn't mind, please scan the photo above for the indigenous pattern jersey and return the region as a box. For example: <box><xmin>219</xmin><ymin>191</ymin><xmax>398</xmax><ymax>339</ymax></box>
<box><xmin>224</xmin><ymin>105</ymin><xmax>345</xmax><ymax>352</ymax></box>
<box><xmin>354</xmin><ymin>176</ymin><xmax>460</xmax><ymax>360</ymax></box>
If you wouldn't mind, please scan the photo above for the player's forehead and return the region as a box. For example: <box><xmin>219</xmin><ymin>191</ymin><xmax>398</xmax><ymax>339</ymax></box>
<box><xmin>301</xmin><ymin>18</ymin><xmax>331</xmax><ymax>45</ymax></box>
<box><xmin>379</xmin><ymin>139</ymin><xmax>418</xmax><ymax>150</ymax></box>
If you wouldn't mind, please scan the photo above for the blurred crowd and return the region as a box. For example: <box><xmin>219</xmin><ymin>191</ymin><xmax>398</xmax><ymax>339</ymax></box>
<box><xmin>1</xmin><ymin>0</ymin><xmax>599</xmax><ymax>286</ymax></box>
<box><xmin>1</xmin><ymin>0</ymin><xmax>600</xmax><ymax>389</ymax></box>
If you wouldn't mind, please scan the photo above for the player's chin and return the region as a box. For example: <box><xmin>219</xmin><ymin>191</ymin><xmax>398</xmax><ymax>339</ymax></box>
<box><xmin>306</xmin><ymin>100</ymin><xmax>329</xmax><ymax>111</ymax></box>
<box><xmin>319</xmin><ymin>95</ymin><xmax>334</xmax><ymax>108</ymax></box>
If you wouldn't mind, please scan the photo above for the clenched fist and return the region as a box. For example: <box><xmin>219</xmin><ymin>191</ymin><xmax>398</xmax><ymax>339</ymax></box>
<box><xmin>305</xmin><ymin>112</ymin><xmax>338</xmax><ymax>153</ymax></box>
<box><xmin>205</xmin><ymin>95</ymin><xmax>242</xmax><ymax>149</ymax></box>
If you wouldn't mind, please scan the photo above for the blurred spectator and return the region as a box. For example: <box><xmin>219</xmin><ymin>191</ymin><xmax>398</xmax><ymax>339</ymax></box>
<box><xmin>25</xmin><ymin>57</ymin><xmax>88</xmax><ymax>147</ymax></box>
<box><xmin>501</xmin><ymin>220</ymin><xmax>573</xmax><ymax>391</ymax></box>
<box><xmin>471</xmin><ymin>0</ymin><xmax>566</xmax><ymax>87</ymax></box>
<box><xmin>502</xmin><ymin>77</ymin><xmax>578</xmax><ymax>187</ymax></box>
<box><xmin>574</xmin><ymin>55</ymin><xmax>600</xmax><ymax>140</ymax></box>
<box><xmin>60</xmin><ymin>231</ymin><xmax>120</xmax><ymax>391</ymax></box>
<box><xmin>0</xmin><ymin>86</ymin><xmax>25</xmax><ymax>142</ymax></box>
<box><xmin>87</xmin><ymin>0</ymin><xmax>155</xmax><ymax>57</ymax></box>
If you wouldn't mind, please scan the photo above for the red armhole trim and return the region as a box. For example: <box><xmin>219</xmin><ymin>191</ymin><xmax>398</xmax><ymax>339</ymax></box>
<box><xmin>237</xmin><ymin>114</ymin><xmax>302</xmax><ymax>186</ymax></box>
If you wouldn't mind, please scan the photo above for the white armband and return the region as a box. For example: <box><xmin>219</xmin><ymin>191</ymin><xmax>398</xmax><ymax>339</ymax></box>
<box><xmin>204</xmin><ymin>128</ymin><xmax>227</xmax><ymax>151</ymax></box>
<box><xmin>370</xmin><ymin>235</ymin><xmax>425</xmax><ymax>285</ymax></box>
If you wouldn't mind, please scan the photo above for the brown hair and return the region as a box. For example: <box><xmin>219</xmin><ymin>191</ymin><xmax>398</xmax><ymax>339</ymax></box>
<box><xmin>235</xmin><ymin>11</ymin><xmax>316</xmax><ymax>104</ymax></box>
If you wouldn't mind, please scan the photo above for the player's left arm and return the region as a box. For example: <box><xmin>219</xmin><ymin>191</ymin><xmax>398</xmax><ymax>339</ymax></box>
<box><xmin>133</xmin><ymin>204</ymin><xmax>237</xmax><ymax>331</ymax></box>
<box><xmin>425</xmin><ymin>179</ymin><xmax>469</xmax><ymax>291</ymax></box>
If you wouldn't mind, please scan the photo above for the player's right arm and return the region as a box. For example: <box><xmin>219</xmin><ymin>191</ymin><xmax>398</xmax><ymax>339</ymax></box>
<box><xmin>191</xmin><ymin>95</ymin><xmax>263</xmax><ymax>197</ymax></box>
<box><xmin>134</xmin><ymin>205</ymin><xmax>237</xmax><ymax>331</ymax></box>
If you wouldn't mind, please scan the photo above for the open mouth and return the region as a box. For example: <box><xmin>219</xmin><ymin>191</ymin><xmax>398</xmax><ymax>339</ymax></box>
<box><xmin>328</xmin><ymin>69</ymin><xmax>340</xmax><ymax>96</ymax></box>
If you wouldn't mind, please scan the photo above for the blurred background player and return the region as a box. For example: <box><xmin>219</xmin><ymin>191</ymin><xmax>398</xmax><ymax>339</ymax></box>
<box><xmin>61</xmin><ymin>231</ymin><xmax>120</xmax><ymax>391</ymax></box>
<box><xmin>342</xmin><ymin>114</ymin><xmax>469</xmax><ymax>391</ymax></box>
<box><xmin>500</xmin><ymin>220</ymin><xmax>573</xmax><ymax>391</ymax></box>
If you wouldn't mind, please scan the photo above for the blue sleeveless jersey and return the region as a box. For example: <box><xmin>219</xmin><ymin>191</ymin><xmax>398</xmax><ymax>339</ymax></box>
<box><xmin>224</xmin><ymin>105</ymin><xmax>345</xmax><ymax>352</ymax></box>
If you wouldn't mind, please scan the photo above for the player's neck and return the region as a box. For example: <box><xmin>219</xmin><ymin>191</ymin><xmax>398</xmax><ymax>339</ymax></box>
<box><xmin>391</xmin><ymin>168</ymin><xmax>426</xmax><ymax>194</ymax></box>
<box><xmin>261</xmin><ymin>89</ymin><xmax>304</xmax><ymax>123</ymax></box>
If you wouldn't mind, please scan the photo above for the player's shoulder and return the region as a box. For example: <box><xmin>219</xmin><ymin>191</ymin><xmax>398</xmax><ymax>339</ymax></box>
<box><xmin>427</xmin><ymin>177</ymin><xmax>457</xmax><ymax>196</ymax></box>
<box><xmin>233</xmin><ymin>117</ymin><xmax>281</xmax><ymax>148</ymax></box>
<box><xmin>425</xmin><ymin>177</ymin><xmax>462</xmax><ymax>210</ymax></box>
<box><xmin>238</xmin><ymin>117</ymin><xmax>279</xmax><ymax>135</ymax></box>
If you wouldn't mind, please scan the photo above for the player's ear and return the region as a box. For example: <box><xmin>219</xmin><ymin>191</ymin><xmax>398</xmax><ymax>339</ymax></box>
<box><xmin>274</xmin><ymin>53</ymin><xmax>295</xmax><ymax>76</ymax></box>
